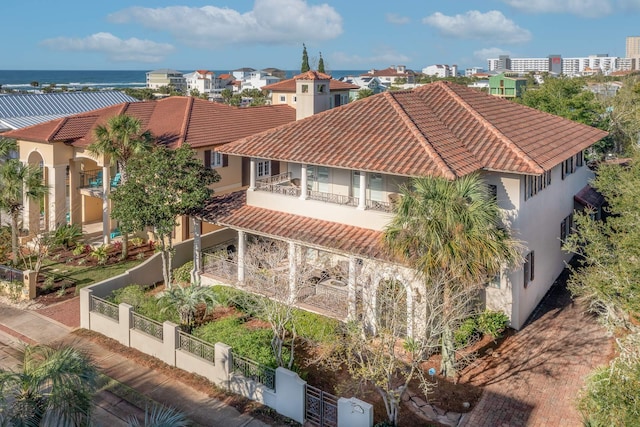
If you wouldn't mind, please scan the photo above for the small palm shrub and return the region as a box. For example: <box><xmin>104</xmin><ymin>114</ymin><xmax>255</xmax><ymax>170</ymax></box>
<box><xmin>52</xmin><ymin>223</ymin><xmax>83</xmax><ymax>250</ymax></box>
<box><xmin>91</xmin><ymin>245</ymin><xmax>109</xmax><ymax>265</ymax></box>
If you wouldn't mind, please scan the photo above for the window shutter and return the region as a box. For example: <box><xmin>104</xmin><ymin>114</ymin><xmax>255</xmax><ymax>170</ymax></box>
<box><xmin>530</xmin><ymin>251</ymin><xmax>535</xmax><ymax>281</ymax></box>
<box><xmin>204</xmin><ymin>150</ymin><xmax>211</xmax><ymax>168</ymax></box>
<box><xmin>222</xmin><ymin>154</ymin><xmax>229</xmax><ymax>167</ymax></box>
<box><xmin>561</xmin><ymin>162</ymin><xmax>565</xmax><ymax>180</ymax></box>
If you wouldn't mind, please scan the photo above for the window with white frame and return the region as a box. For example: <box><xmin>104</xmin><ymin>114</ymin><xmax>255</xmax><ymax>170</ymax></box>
<box><xmin>279</xmin><ymin>95</ymin><xmax>286</xmax><ymax>102</ymax></box>
<box><xmin>204</xmin><ymin>149</ymin><xmax>225</xmax><ymax>169</ymax></box>
<box><xmin>524</xmin><ymin>251</ymin><xmax>535</xmax><ymax>288</ymax></box>
<box><xmin>256</xmin><ymin>160</ymin><xmax>271</xmax><ymax>178</ymax></box>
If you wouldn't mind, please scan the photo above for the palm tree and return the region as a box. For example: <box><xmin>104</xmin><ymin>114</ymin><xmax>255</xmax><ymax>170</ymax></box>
<box><xmin>383</xmin><ymin>173</ymin><xmax>520</xmax><ymax>378</ymax></box>
<box><xmin>161</xmin><ymin>285</ymin><xmax>219</xmax><ymax>332</ymax></box>
<box><xmin>127</xmin><ymin>405</ymin><xmax>189</xmax><ymax>427</ymax></box>
<box><xmin>0</xmin><ymin>344</ymin><xmax>98</xmax><ymax>426</ymax></box>
<box><xmin>0</xmin><ymin>138</ymin><xmax>48</xmax><ymax>266</ymax></box>
<box><xmin>88</xmin><ymin>114</ymin><xmax>153</xmax><ymax>259</ymax></box>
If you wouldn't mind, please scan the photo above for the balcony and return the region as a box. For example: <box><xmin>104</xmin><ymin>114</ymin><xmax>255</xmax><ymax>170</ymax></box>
<box><xmin>255</xmin><ymin>172</ymin><xmax>392</xmax><ymax>213</ymax></box>
<box><xmin>79</xmin><ymin>169</ymin><xmax>121</xmax><ymax>191</ymax></box>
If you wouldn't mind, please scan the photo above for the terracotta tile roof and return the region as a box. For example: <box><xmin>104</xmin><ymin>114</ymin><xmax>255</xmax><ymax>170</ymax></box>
<box><xmin>293</xmin><ymin>71</ymin><xmax>332</xmax><ymax>80</ymax></box>
<box><xmin>219</xmin><ymin>81</ymin><xmax>608</xmax><ymax>178</ymax></box>
<box><xmin>200</xmin><ymin>191</ymin><xmax>389</xmax><ymax>260</ymax></box>
<box><xmin>262</xmin><ymin>77</ymin><xmax>359</xmax><ymax>93</ymax></box>
<box><xmin>362</xmin><ymin>67</ymin><xmax>412</xmax><ymax>77</ymax></box>
<box><xmin>4</xmin><ymin>97</ymin><xmax>295</xmax><ymax>150</ymax></box>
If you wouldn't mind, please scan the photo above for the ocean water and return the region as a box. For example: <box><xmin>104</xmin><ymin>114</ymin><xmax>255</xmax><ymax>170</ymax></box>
<box><xmin>0</xmin><ymin>69</ymin><xmax>367</xmax><ymax>92</ymax></box>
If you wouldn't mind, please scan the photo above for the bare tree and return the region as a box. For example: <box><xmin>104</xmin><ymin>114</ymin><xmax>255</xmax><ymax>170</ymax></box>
<box><xmin>328</xmin><ymin>261</ymin><xmax>481</xmax><ymax>427</ymax></box>
<box><xmin>238</xmin><ymin>237</ymin><xmax>318</xmax><ymax>369</ymax></box>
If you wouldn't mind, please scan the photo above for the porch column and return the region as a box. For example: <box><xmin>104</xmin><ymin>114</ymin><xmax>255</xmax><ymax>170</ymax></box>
<box><xmin>248</xmin><ymin>159</ymin><xmax>256</xmax><ymax>191</ymax></box>
<box><xmin>68</xmin><ymin>161</ymin><xmax>81</xmax><ymax>225</ymax></box>
<box><xmin>288</xmin><ymin>242</ymin><xmax>297</xmax><ymax>303</ymax></box>
<box><xmin>102</xmin><ymin>165</ymin><xmax>111</xmax><ymax>245</ymax></box>
<box><xmin>347</xmin><ymin>257</ymin><xmax>358</xmax><ymax>321</ymax></box>
<box><xmin>47</xmin><ymin>164</ymin><xmax>67</xmax><ymax>230</ymax></box>
<box><xmin>299</xmin><ymin>164</ymin><xmax>308</xmax><ymax>200</ymax></box>
<box><xmin>357</xmin><ymin>171</ymin><xmax>367</xmax><ymax>210</ymax></box>
<box><xmin>191</xmin><ymin>217</ymin><xmax>202</xmax><ymax>285</ymax></box>
<box><xmin>237</xmin><ymin>230</ymin><xmax>246</xmax><ymax>282</ymax></box>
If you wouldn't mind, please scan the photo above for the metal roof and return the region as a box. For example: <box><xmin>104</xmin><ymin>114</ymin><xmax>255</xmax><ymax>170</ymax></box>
<box><xmin>0</xmin><ymin>91</ymin><xmax>139</xmax><ymax>130</ymax></box>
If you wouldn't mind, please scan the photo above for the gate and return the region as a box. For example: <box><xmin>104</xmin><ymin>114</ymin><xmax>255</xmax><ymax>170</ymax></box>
<box><xmin>305</xmin><ymin>384</ymin><xmax>338</xmax><ymax>427</ymax></box>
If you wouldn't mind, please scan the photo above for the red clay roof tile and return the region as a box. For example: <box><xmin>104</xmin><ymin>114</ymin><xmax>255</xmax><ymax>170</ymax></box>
<box><xmin>219</xmin><ymin>81</ymin><xmax>608</xmax><ymax>177</ymax></box>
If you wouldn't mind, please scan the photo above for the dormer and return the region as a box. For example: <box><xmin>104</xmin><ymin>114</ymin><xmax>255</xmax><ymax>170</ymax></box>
<box><xmin>294</xmin><ymin>71</ymin><xmax>331</xmax><ymax>120</ymax></box>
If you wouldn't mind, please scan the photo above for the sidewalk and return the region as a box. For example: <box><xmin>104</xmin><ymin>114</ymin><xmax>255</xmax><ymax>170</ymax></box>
<box><xmin>0</xmin><ymin>301</ymin><xmax>272</xmax><ymax>427</ymax></box>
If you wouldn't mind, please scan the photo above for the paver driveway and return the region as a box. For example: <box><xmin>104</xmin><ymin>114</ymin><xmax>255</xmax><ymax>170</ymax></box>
<box><xmin>459</xmin><ymin>274</ymin><xmax>613</xmax><ymax>427</ymax></box>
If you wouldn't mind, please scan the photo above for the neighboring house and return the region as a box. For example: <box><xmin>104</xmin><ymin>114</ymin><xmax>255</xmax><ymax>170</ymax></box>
<box><xmin>261</xmin><ymin>68</ymin><xmax>287</xmax><ymax>80</ymax></box>
<box><xmin>214</xmin><ymin>74</ymin><xmax>236</xmax><ymax>94</ymax></box>
<box><xmin>0</xmin><ymin>91</ymin><xmax>138</xmax><ymax>132</ymax></box>
<box><xmin>3</xmin><ymin>98</ymin><xmax>295</xmax><ymax>244</ymax></box>
<box><xmin>337</xmin><ymin>75</ymin><xmax>386</xmax><ymax>99</ymax></box>
<box><xmin>199</xmin><ymin>79</ymin><xmax>606</xmax><ymax>332</ymax></box>
<box><xmin>361</xmin><ymin>65</ymin><xmax>415</xmax><ymax>86</ymax></box>
<box><xmin>264</xmin><ymin>71</ymin><xmax>358</xmax><ymax>111</ymax></box>
<box><xmin>422</xmin><ymin>64</ymin><xmax>451</xmax><ymax>78</ymax></box>
<box><xmin>465</xmin><ymin>67</ymin><xmax>485</xmax><ymax>77</ymax></box>
<box><xmin>146</xmin><ymin>69</ymin><xmax>187</xmax><ymax>93</ymax></box>
<box><xmin>239</xmin><ymin>71</ymin><xmax>281</xmax><ymax>91</ymax></box>
<box><xmin>232</xmin><ymin>68</ymin><xmax>256</xmax><ymax>81</ymax></box>
<box><xmin>184</xmin><ymin>70</ymin><xmax>214</xmax><ymax>94</ymax></box>
<box><xmin>489</xmin><ymin>73</ymin><xmax>528</xmax><ymax>98</ymax></box>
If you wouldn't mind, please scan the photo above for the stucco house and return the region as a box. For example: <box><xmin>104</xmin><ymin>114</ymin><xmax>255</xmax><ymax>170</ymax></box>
<box><xmin>3</xmin><ymin>97</ymin><xmax>295</xmax><ymax>244</ymax></box>
<box><xmin>263</xmin><ymin>71</ymin><xmax>358</xmax><ymax>111</ymax></box>
<box><xmin>196</xmin><ymin>78</ymin><xmax>607</xmax><ymax>331</ymax></box>
<box><xmin>184</xmin><ymin>70</ymin><xmax>214</xmax><ymax>95</ymax></box>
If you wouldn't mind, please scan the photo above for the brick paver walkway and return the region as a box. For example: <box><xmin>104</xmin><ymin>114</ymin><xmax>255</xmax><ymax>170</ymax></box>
<box><xmin>459</xmin><ymin>277</ymin><xmax>613</xmax><ymax>427</ymax></box>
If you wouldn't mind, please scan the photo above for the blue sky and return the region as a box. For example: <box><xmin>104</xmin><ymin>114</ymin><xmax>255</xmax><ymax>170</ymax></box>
<box><xmin>4</xmin><ymin>0</ymin><xmax>640</xmax><ymax>71</ymax></box>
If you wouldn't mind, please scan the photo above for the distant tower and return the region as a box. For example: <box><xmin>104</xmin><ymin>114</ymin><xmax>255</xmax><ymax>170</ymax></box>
<box><xmin>626</xmin><ymin>36</ymin><xmax>640</xmax><ymax>58</ymax></box>
<box><xmin>497</xmin><ymin>55</ymin><xmax>511</xmax><ymax>71</ymax></box>
<box><xmin>295</xmin><ymin>71</ymin><xmax>330</xmax><ymax>121</ymax></box>
<box><xmin>548</xmin><ymin>55</ymin><xmax>562</xmax><ymax>74</ymax></box>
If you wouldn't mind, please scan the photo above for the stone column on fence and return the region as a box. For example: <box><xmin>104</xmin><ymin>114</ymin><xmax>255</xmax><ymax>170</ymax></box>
<box><xmin>275</xmin><ymin>367</ymin><xmax>306</xmax><ymax>424</ymax></box>
<box><xmin>213</xmin><ymin>343</ymin><xmax>232</xmax><ymax>389</ymax></box>
<box><xmin>80</xmin><ymin>288</ymin><xmax>92</xmax><ymax>329</ymax></box>
<box><xmin>338</xmin><ymin>397</ymin><xmax>373</xmax><ymax>427</ymax></box>
<box><xmin>162</xmin><ymin>321</ymin><xmax>178</xmax><ymax>367</ymax></box>
<box><xmin>23</xmin><ymin>270</ymin><xmax>37</xmax><ymax>300</ymax></box>
<box><xmin>117</xmin><ymin>303</ymin><xmax>132</xmax><ymax>346</ymax></box>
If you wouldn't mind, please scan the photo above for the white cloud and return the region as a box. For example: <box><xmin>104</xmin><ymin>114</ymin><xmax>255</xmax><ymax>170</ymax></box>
<box><xmin>422</xmin><ymin>10</ymin><xmax>531</xmax><ymax>44</ymax></box>
<box><xmin>332</xmin><ymin>46</ymin><xmax>410</xmax><ymax>66</ymax></box>
<box><xmin>474</xmin><ymin>47</ymin><xmax>511</xmax><ymax>62</ymax></box>
<box><xmin>108</xmin><ymin>0</ymin><xmax>343</xmax><ymax>48</ymax></box>
<box><xmin>40</xmin><ymin>32</ymin><xmax>174</xmax><ymax>62</ymax></box>
<box><xmin>501</xmin><ymin>0</ymin><xmax>613</xmax><ymax>17</ymax></box>
<box><xmin>386</xmin><ymin>13</ymin><xmax>410</xmax><ymax>25</ymax></box>
<box><xmin>618</xmin><ymin>0</ymin><xmax>640</xmax><ymax>11</ymax></box>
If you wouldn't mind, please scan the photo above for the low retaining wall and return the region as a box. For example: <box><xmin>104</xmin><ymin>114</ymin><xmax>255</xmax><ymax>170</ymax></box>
<box><xmin>79</xmin><ymin>228</ymin><xmax>372</xmax><ymax>427</ymax></box>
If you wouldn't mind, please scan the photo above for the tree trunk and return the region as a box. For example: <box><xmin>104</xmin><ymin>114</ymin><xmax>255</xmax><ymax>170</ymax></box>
<box><xmin>121</xmin><ymin>234</ymin><xmax>129</xmax><ymax>260</ymax></box>
<box><xmin>158</xmin><ymin>233</ymin><xmax>170</xmax><ymax>289</ymax></box>
<box><xmin>191</xmin><ymin>217</ymin><xmax>201</xmax><ymax>285</ymax></box>
<box><xmin>440</xmin><ymin>282</ymin><xmax>456</xmax><ymax>377</ymax></box>
<box><xmin>11</xmin><ymin>211</ymin><xmax>19</xmax><ymax>266</ymax></box>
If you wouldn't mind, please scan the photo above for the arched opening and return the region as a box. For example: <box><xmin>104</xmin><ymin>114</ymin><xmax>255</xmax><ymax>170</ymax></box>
<box><xmin>25</xmin><ymin>150</ymin><xmax>45</xmax><ymax>234</ymax></box>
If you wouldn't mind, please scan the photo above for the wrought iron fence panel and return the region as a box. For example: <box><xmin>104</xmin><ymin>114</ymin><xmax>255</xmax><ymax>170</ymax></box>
<box><xmin>307</xmin><ymin>191</ymin><xmax>358</xmax><ymax>207</ymax></box>
<box><xmin>131</xmin><ymin>312</ymin><xmax>164</xmax><ymax>340</ymax></box>
<box><xmin>305</xmin><ymin>384</ymin><xmax>338</xmax><ymax>427</ymax></box>
<box><xmin>230</xmin><ymin>352</ymin><xmax>276</xmax><ymax>391</ymax></box>
<box><xmin>365</xmin><ymin>198</ymin><xmax>392</xmax><ymax>212</ymax></box>
<box><xmin>89</xmin><ymin>296</ymin><xmax>120</xmax><ymax>321</ymax></box>
<box><xmin>178</xmin><ymin>331</ymin><xmax>215</xmax><ymax>364</ymax></box>
<box><xmin>0</xmin><ymin>265</ymin><xmax>23</xmax><ymax>283</ymax></box>
<box><xmin>256</xmin><ymin>171</ymin><xmax>291</xmax><ymax>185</ymax></box>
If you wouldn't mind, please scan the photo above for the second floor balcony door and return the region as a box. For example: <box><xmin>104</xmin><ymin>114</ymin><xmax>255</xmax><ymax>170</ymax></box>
<box><xmin>307</xmin><ymin>165</ymin><xmax>330</xmax><ymax>193</ymax></box>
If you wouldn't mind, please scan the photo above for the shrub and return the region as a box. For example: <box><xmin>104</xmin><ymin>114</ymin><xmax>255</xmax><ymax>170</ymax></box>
<box><xmin>110</xmin><ymin>284</ymin><xmax>178</xmax><ymax>323</ymax></box>
<box><xmin>91</xmin><ymin>245</ymin><xmax>109</xmax><ymax>265</ymax></box>
<box><xmin>111</xmin><ymin>284</ymin><xmax>148</xmax><ymax>309</ymax></box>
<box><xmin>52</xmin><ymin>223</ymin><xmax>83</xmax><ymax>249</ymax></box>
<box><xmin>111</xmin><ymin>241</ymin><xmax>123</xmax><ymax>253</ymax></box>
<box><xmin>293</xmin><ymin>309</ymin><xmax>339</xmax><ymax>343</ymax></box>
<box><xmin>72</xmin><ymin>245</ymin><xmax>84</xmax><ymax>256</ymax></box>
<box><xmin>42</xmin><ymin>276</ymin><xmax>56</xmax><ymax>293</ymax></box>
<box><xmin>193</xmin><ymin>316</ymin><xmax>276</xmax><ymax>367</ymax></box>
<box><xmin>210</xmin><ymin>286</ymin><xmax>246</xmax><ymax>307</ymax></box>
<box><xmin>477</xmin><ymin>310</ymin><xmax>510</xmax><ymax>339</ymax></box>
<box><xmin>173</xmin><ymin>261</ymin><xmax>193</xmax><ymax>285</ymax></box>
<box><xmin>130</xmin><ymin>237</ymin><xmax>144</xmax><ymax>247</ymax></box>
<box><xmin>454</xmin><ymin>317</ymin><xmax>479</xmax><ymax>348</ymax></box>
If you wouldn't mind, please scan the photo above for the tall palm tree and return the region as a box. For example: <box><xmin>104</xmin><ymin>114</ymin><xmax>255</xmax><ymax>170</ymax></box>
<box><xmin>383</xmin><ymin>173</ymin><xmax>520</xmax><ymax>378</ymax></box>
<box><xmin>0</xmin><ymin>344</ymin><xmax>98</xmax><ymax>426</ymax></box>
<box><xmin>0</xmin><ymin>138</ymin><xmax>48</xmax><ymax>266</ymax></box>
<box><xmin>88</xmin><ymin>114</ymin><xmax>153</xmax><ymax>259</ymax></box>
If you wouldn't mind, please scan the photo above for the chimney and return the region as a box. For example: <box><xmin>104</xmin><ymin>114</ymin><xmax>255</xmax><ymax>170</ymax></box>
<box><xmin>295</xmin><ymin>71</ymin><xmax>331</xmax><ymax>120</ymax></box>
